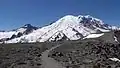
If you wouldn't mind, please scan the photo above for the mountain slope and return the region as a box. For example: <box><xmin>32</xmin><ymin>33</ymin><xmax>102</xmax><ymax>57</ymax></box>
<box><xmin>3</xmin><ymin>15</ymin><xmax>120</xmax><ymax>43</ymax></box>
<box><xmin>0</xmin><ymin>24</ymin><xmax>38</xmax><ymax>43</ymax></box>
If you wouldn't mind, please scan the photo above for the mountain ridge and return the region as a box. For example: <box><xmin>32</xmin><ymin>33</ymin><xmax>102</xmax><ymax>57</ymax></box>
<box><xmin>0</xmin><ymin>15</ymin><xmax>119</xmax><ymax>43</ymax></box>
<box><xmin>0</xmin><ymin>24</ymin><xmax>38</xmax><ymax>43</ymax></box>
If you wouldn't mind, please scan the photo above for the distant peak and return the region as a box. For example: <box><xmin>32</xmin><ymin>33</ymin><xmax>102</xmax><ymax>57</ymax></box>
<box><xmin>24</xmin><ymin>24</ymin><xmax>33</xmax><ymax>28</ymax></box>
<box><xmin>21</xmin><ymin>24</ymin><xmax>38</xmax><ymax>30</ymax></box>
<box><xmin>62</xmin><ymin>15</ymin><xmax>76</xmax><ymax>19</ymax></box>
<box><xmin>63</xmin><ymin>15</ymin><xmax>95</xmax><ymax>19</ymax></box>
<box><xmin>62</xmin><ymin>15</ymin><xmax>102</xmax><ymax>22</ymax></box>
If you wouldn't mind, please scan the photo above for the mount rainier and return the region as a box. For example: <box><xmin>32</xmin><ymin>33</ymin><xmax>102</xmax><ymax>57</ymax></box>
<box><xmin>0</xmin><ymin>15</ymin><xmax>119</xmax><ymax>43</ymax></box>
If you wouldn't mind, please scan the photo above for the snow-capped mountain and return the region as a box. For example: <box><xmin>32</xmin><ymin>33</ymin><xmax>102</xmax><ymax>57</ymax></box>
<box><xmin>0</xmin><ymin>24</ymin><xmax>38</xmax><ymax>43</ymax></box>
<box><xmin>0</xmin><ymin>15</ymin><xmax>120</xmax><ymax>43</ymax></box>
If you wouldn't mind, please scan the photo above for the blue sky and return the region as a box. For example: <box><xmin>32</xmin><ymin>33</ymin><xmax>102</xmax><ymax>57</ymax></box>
<box><xmin>0</xmin><ymin>0</ymin><xmax>120</xmax><ymax>30</ymax></box>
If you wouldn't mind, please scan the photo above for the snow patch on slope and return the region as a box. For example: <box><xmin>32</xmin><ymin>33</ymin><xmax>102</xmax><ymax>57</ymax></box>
<box><xmin>48</xmin><ymin>31</ymin><xmax>68</xmax><ymax>42</ymax></box>
<box><xmin>109</xmin><ymin>58</ymin><xmax>120</xmax><ymax>62</ymax></box>
<box><xmin>93</xmin><ymin>25</ymin><xmax>110</xmax><ymax>32</ymax></box>
<box><xmin>114</xmin><ymin>36</ymin><xmax>118</xmax><ymax>42</ymax></box>
<box><xmin>0</xmin><ymin>31</ymin><xmax>15</xmax><ymax>39</ymax></box>
<box><xmin>14</xmin><ymin>28</ymin><xmax>27</xmax><ymax>35</ymax></box>
<box><xmin>83</xmin><ymin>33</ymin><xmax>104</xmax><ymax>39</ymax></box>
<box><xmin>6</xmin><ymin>29</ymin><xmax>44</xmax><ymax>43</ymax></box>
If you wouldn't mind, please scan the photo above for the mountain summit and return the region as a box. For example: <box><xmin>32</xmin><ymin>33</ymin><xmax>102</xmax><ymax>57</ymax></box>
<box><xmin>22</xmin><ymin>24</ymin><xmax>38</xmax><ymax>29</ymax></box>
<box><xmin>0</xmin><ymin>15</ymin><xmax>119</xmax><ymax>43</ymax></box>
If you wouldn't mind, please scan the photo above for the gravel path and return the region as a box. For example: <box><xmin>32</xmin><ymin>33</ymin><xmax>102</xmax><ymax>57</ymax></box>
<box><xmin>41</xmin><ymin>44</ymin><xmax>65</xmax><ymax>68</ymax></box>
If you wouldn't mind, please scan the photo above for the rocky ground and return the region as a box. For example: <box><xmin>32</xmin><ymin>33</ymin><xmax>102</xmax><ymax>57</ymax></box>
<box><xmin>114</xmin><ymin>30</ymin><xmax>120</xmax><ymax>43</ymax></box>
<box><xmin>1</xmin><ymin>40</ymin><xmax>120</xmax><ymax>68</ymax></box>
<box><xmin>49</xmin><ymin>40</ymin><xmax>120</xmax><ymax>68</ymax></box>
<box><xmin>0</xmin><ymin>43</ymin><xmax>43</xmax><ymax>68</ymax></box>
<box><xmin>0</xmin><ymin>42</ymin><xmax>62</xmax><ymax>68</ymax></box>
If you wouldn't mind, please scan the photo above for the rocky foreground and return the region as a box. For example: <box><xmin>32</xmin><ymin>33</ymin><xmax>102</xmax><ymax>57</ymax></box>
<box><xmin>49</xmin><ymin>40</ymin><xmax>120</xmax><ymax>68</ymax></box>
<box><xmin>0</xmin><ymin>42</ymin><xmax>59</xmax><ymax>68</ymax></box>
<box><xmin>0</xmin><ymin>40</ymin><xmax>120</xmax><ymax>68</ymax></box>
<box><xmin>0</xmin><ymin>44</ymin><xmax>42</xmax><ymax>68</ymax></box>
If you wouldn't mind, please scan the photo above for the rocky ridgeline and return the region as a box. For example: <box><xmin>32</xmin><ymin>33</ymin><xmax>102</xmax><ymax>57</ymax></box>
<box><xmin>49</xmin><ymin>40</ymin><xmax>120</xmax><ymax>68</ymax></box>
<box><xmin>0</xmin><ymin>45</ymin><xmax>42</xmax><ymax>68</ymax></box>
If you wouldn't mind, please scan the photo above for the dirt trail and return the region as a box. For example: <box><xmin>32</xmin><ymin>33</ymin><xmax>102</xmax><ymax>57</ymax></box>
<box><xmin>41</xmin><ymin>44</ymin><xmax>65</xmax><ymax>68</ymax></box>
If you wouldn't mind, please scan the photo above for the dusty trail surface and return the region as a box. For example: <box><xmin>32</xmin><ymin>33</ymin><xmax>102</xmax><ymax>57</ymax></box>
<box><xmin>41</xmin><ymin>44</ymin><xmax>65</xmax><ymax>68</ymax></box>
